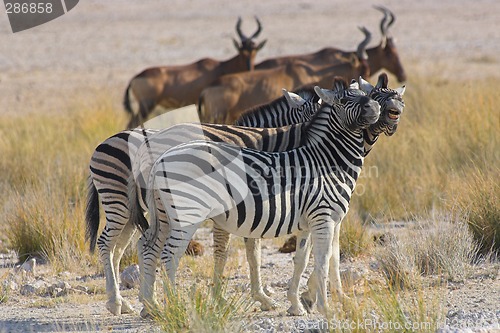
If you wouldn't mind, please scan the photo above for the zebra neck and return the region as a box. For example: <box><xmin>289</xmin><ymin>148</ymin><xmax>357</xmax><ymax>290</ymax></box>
<box><xmin>363</xmin><ymin>128</ymin><xmax>380</xmax><ymax>156</ymax></box>
<box><xmin>304</xmin><ymin>109</ymin><xmax>364</xmax><ymax>152</ymax></box>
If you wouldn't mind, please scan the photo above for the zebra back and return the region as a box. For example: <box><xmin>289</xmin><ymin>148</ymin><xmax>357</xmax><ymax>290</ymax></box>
<box><xmin>235</xmin><ymin>86</ymin><xmax>320</xmax><ymax>127</ymax></box>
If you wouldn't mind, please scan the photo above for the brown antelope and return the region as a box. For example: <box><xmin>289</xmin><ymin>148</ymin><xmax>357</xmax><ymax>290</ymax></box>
<box><xmin>198</xmin><ymin>27</ymin><xmax>371</xmax><ymax>125</ymax></box>
<box><xmin>256</xmin><ymin>6</ymin><xmax>406</xmax><ymax>83</ymax></box>
<box><xmin>123</xmin><ymin>17</ymin><xmax>267</xmax><ymax>129</ymax></box>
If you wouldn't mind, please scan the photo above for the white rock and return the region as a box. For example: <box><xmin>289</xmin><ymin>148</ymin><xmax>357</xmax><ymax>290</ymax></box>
<box><xmin>14</xmin><ymin>258</ymin><xmax>36</xmax><ymax>276</ymax></box>
<box><xmin>20</xmin><ymin>279</ymin><xmax>48</xmax><ymax>295</ymax></box>
<box><xmin>120</xmin><ymin>264</ymin><xmax>140</xmax><ymax>289</ymax></box>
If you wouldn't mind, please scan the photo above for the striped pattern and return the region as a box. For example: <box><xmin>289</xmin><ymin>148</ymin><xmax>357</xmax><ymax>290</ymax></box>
<box><xmin>146</xmin><ymin>79</ymin><xmax>380</xmax><ymax>316</ymax></box>
<box><xmin>85</xmin><ymin>90</ymin><xmax>319</xmax><ymax>315</ymax></box>
<box><xmin>235</xmin><ymin>86</ymin><xmax>319</xmax><ymax>127</ymax></box>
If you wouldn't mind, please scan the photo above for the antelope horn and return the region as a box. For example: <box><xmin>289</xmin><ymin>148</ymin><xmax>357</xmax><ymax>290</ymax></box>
<box><xmin>357</xmin><ymin>26</ymin><xmax>371</xmax><ymax>60</ymax></box>
<box><xmin>373</xmin><ymin>6</ymin><xmax>395</xmax><ymax>38</ymax></box>
<box><xmin>236</xmin><ymin>17</ymin><xmax>248</xmax><ymax>41</ymax></box>
<box><xmin>373</xmin><ymin>5</ymin><xmax>388</xmax><ymax>36</ymax></box>
<box><xmin>250</xmin><ymin>16</ymin><xmax>263</xmax><ymax>39</ymax></box>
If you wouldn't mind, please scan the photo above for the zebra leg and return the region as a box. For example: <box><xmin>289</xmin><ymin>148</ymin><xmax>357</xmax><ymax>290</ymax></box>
<box><xmin>244</xmin><ymin>238</ymin><xmax>278</xmax><ymax>311</ymax></box>
<box><xmin>212</xmin><ymin>225</ymin><xmax>230</xmax><ymax>288</ymax></box>
<box><xmin>310</xmin><ymin>223</ymin><xmax>335</xmax><ymax>317</ymax></box>
<box><xmin>301</xmin><ymin>221</ymin><xmax>342</xmax><ymax>312</ymax></box>
<box><xmin>329</xmin><ymin>221</ymin><xmax>344</xmax><ymax>299</ymax></box>
<box><xmin>139</xmin><ymin>207</ymin><xmax>170</xmax><ymax>318</ymax></box>
<box><xmin>161</xmin><ymin>222</ymin><xmax>200</xmax><ymax>285</ymax></box>
<box><xmin>97</xmin><ymin>203</ymin><xmax>130</xmax><ymax>316</ymax></box>
<box><xmin>111</xmin><ymin>219</ymin><xmax>139</xmax><ymax>314</ymax></box>
<box><xmin>287</xmin><ymin>231</ymin><xmax>312</xmax><ymax>316</ymax></box>
<box><xmin>97</xmin><ymin>227</ymin><xmax>123</xmax><ymax>316</ymax></box>
<box><xmin>300</xmin><ymin>243</ymin><xmax>317</xmax><ymax>313</ymax></box>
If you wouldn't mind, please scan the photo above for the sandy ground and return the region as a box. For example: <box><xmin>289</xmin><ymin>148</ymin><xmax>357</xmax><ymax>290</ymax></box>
<box><xmin>0</xmin><ymin>0</ymin><xmax>499</xmax><ymax>332</ymax></box>
<box><xmin>1</xmin><ymin>0</ymin><xmax>499</xmax><ymax>118</ymax></box>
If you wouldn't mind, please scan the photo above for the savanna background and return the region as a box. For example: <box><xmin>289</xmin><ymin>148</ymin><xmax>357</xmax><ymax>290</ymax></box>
<box><xmin>0</xmin><ymin>0</ymin><xmax>499</xmax><ymax>332</ymax></box>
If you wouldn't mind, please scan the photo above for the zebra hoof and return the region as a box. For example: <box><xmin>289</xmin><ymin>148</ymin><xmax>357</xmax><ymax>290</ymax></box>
<box><xmin>121</xmin><ymin>299</ymin><xmax>135</xmax><ymax>314</ymax></box>
<box><xmin>140</xmin><ymin>307</ymin><xmax>154</xmax><ymax>319</ymax></box>
<box><xmin>287</xmin><ymin>304</ymin><xmax>307</xmax><ymax>316</ymax></box>
<box><xmin>259</xmin><ymin>298</ymin><xmax>278</xmax><ymax>311</ymax></box>
<box><xmin>300</xmin><ymin>292</ymin><xmax>314</xmax><ymax>314</ymax></box>
<box><xmin>106</xmin><ymin>300</ymin><xmax>122</xmax><ymax>316</ymax></box>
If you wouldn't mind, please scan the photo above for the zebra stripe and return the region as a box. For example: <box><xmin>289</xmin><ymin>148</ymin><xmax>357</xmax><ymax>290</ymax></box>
<box><xmin>147</xmin><ymin>78</ymin><xmax>380</xmax><ymax>316</ymax></box>
<box><xmin>85</xmin><ymin>90</ymin><xmax>319</xmax><ymax>315</ymax></box>
<box><xmin>235</xmin><ymin>86</ymin><xmax>319</xmax><ymax>127</ymax></box>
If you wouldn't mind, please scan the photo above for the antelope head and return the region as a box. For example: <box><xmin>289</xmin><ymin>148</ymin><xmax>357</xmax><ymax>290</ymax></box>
<box><xmin>233</xmin><ymin>16</ymin><xmax>267</xmax><ymax>70</ymax></box>
<box><xmin>372</xmin><ymin>6</ymin><xmax>407</xmax><ymax>82</ymax></box>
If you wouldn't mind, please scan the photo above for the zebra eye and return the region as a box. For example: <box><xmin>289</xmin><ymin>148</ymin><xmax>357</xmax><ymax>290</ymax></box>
<box><xmin>339</xmin><ymin>98</ymin><xmax>347</xmax><ymax>104</ymax></box>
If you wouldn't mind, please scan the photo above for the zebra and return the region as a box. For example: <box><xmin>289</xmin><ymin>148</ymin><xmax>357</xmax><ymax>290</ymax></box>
<box><xmin>134</xmin><ymin>74</ymin><xmax>405</xmax><ymax>317</ymax></box>
<box><xmin>287</xmin><ymin>73</ymin><xmax>406</xmax><ymax>313</ymax></box>
<box><xmin>144</xmin><ymin>77</ymin><xmax>381</xmax><ymax>316</ymax></box>
<box><xmin>85</xmin><ymin>88</ymin><xmax>319</xmax><ymax>315</ymax></box>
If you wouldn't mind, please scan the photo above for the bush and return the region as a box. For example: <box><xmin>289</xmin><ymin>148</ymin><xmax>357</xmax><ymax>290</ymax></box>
<box><xmin>375</xmin><ymin>215</ymin><xmax>478</xmax><ymax>289</ymax></box>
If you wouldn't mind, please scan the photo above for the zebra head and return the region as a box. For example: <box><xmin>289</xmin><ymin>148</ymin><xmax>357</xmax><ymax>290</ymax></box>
<box><xmin>359</xmin><ymin>73</ymin><xmax>406</xmax><ymax>136</ymax></box>
<box><xmin>314</xmin><ymin>77</ymin><xmax>380</xmax><ymax>131</ymax></box>
<box><xmin>282</xmin><ymin>86</ymin><xmax>321</xmax><ymax>122</ymax></box>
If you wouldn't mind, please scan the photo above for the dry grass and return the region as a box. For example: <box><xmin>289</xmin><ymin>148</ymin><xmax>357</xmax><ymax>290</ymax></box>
<box><xmin>0</xmin><ymin>93</ymin><xmax>122</xmax><ymax>270</ymax></box>
<box><xmin>339</xmin><ymin>213</ymin><xmax>373</xmax><ymax>259</ymax></box>
<box><xmin>375</xmin><ymin>215</ymin><xmax>478</xmax><ymax>289</ymax></box>
<box><xmin>352</xmin><ymin>75</ymin><xmax>498</xmax><ymax>253</ymax></box>
<box><xmin>151</xmin><ymin>274</ymin><xmax>252</xmax><ymax>333</ymax></box>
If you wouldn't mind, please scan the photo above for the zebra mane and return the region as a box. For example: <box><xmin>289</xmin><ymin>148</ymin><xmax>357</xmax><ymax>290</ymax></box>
<box><xmin>237</xmin><ymin>86</ymin><xmax>319</xmax><ymax>123</ymax></box>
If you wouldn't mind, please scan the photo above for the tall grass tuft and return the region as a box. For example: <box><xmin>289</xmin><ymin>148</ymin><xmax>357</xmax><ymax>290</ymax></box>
<box><xmin>0</xmin><ymin>94</ymin><xmax>122</xmax><ymax>269</ymax></box>
<box><xmin>339</xmin><ymin>213</ymin><xmax>373</xmax><ymax>259</ymax></box>
<box><xmin>375</xmin><ymin>215</ymin><xmax>478</xmax><ymax>289</ymax></box>
<box><xmin>152</xmin><ymin>276</ymin><xmax>252</xmax><ymax>333</ymax></box>
<box><xmin>450</xmin><ymin>168</ymin><xmax>500</xmax><ymax>255</ymax></box>
<box><xmin>330</xmin><ymin>281</ymin><xmax>445</xmax><ymax>333</ymax></box>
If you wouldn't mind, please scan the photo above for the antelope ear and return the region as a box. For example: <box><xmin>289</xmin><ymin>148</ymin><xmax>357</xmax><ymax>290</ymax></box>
<box><xmin>282</xmin><ymin>89</ymin><xmax>306</xmax><ymax>107</ymax></box>
<box><xmin>395</xmin><ymin>85</ymin><xmax>406</xmax><ymax>96</ymax></box>
<box><xmin>314</xmin><ymin>86</ymin><xmax>335</xmax><ymax>105</ymax></box>
<box><xmin>358</xmin><ymin>76</ymin><xmax>373</xmax><ymax>94</ymax></box>
<box><xmin>349</xmin><ymin>79</ymin><xmax>359</xmax><ymax>90</ymax></box>
<box><xmin>257</xmin><ymin>40</ymin><xmax>267</xmax><ymax>50</ymax></box>
<box><xmin>233</xmin><ymin>38</ymin><xmax>240</xmax><ymax>51</ymax></box>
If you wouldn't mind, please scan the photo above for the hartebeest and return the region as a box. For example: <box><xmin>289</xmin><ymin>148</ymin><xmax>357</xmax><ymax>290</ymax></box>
<box><xmin>198</xmin><ymin>27</ymin><xmax>371</xmax><ymax>124</ymax></box>
<box><xmin>123</xmin><ymin>17</ymin><xmax>267</xmax><ymax>128</ymax></box>
<box><xmin>256</xmin><ymin>6</ymin><xmax>406</xmax><ymax>83</ymax></box>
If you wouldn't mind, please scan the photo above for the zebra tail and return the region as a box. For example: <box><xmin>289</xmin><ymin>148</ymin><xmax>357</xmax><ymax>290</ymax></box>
<box><xmin>85</xmin><ymin>177</ymin><xmax>100</xmax><ymax>253</ymax></box>
<box><xmin>127</xmin><ymin>174</ymin><xmax>149</xmax><ymax>235</ymax></box>
<box><xmin>144</xmin><ymin>178</ymin><xmax>161</xmax><ymax>249</ymax></box>
<box><xmin>123</xmin><ymin>81</ymin><xmax>133</xmax><ymax>115</ymax></box>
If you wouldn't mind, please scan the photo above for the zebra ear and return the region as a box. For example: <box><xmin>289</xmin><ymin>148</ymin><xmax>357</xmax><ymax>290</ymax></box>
<box><xmin>395</xmin><ymin>85</ymin><xmax>406</xmax><ymax>96</ymax></box>
<box><xmin>331</xmin><ymin>77</ymin><xmax>348</xmax><ymax>93</ymax></box>
<box><xmin>282</xmin><ymin>88</ymin><xmax>306</xmax><ymax>107</ymax></box>
<box><xmin>358</xmin><ymin>76</ymin><xmax>373</xmax><ymax>94</ymax></box>
<box><xmin>314</xmin><ymin>86</ymin><xmax>335</xmax><ymax>105</ymax></box>
<box><xmin>349</xmin><ymin>79</ymin><xmax>359</xmax><ymax>90</ymax></box>
<box><xmin>376</xmin><ymin>73</ymin><xmax>389</xmax><ymax>89</ymax></box>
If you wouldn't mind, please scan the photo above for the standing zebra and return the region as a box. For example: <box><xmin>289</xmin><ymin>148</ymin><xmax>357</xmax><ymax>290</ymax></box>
<box><xmin>145</xmin><ymin>78</ymin><xmax>381</xmax><ymax>316</ymax></box>
<box><xmin>85</xmin><ymin>89</ymin><xmax>319</xmax><ymax>315</ymax></box>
